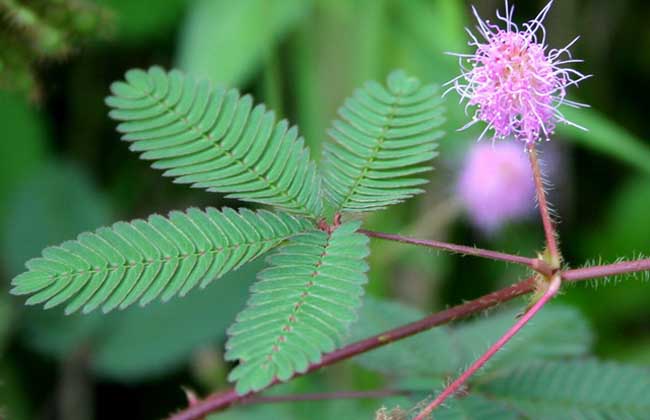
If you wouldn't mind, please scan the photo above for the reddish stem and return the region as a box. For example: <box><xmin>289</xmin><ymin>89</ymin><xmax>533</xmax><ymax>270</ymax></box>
<box><xmin>563</xmin><ymin>259</ymin><xmax>650</xmax><ymax>282</ymax></box>
<box><xmin>168</xmin><ymin>277</ymin><xmax>537</xmax><ymax>420</ymax></box>
<box><xmin>359</xmin><ymin>229</ymin><xmax>553</xmax><ymax>277</ymax></box>
<box><xmin>413</xmin><ymin>275</ymin><xmax>562</xmax><ymax>420</ymax></box>
<box><xmin>528</xmin><ymin>146</ymin><xmax>561</xmax><ymax>264</ymax></box>
<box><xmin>169</xmin><ymin>256</ymin><xmax>650</xmax><ymax>420</ymax></box>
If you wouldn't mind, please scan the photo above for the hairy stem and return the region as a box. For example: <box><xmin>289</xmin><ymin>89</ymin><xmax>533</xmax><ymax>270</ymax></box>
<box><xmin>413</xmin><ymin>274</ymin><xmax>562</xmax><ymax>420</ymax></box>
<box><xmin>359</xmin><ymin>229</ymin><xmax>553</xmax><ymax>276</ymax></box>
<box><xmin>528</xmin><ymin>145</ymin><xmax>561</xmax><ymax>265</ymax></box>
<box><xmin>168</xmin><ymin>256</ymin><xmax>650</xmax><ymax>420</ymax></box>
<box><xmin>168</xmin><ymin>277</ymin><xmax>537</xmax><ymax>420</ymax></box>
<box><xmin>563</xmin><ymin>258</ymin><xmax>650</xmax><ymax>282</ymax></box>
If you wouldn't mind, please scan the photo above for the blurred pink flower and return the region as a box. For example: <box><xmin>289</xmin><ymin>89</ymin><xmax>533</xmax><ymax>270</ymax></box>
<box><xmin>447</xmin><ymin>0</ymin><xmax>590</xmax><ymax>144</ymax></box>
<box><xmin>458</xmin><ymin>142</ymin><xmax>535</xmax><ymax>232</ymax></box>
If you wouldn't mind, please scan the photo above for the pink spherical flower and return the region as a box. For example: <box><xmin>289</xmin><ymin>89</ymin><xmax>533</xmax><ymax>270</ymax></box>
<box><xmin>447</xmin><ymin>0</ymin><xmax>590</xmax><ymax>144</ymax></box>
<box><xmin>458</xmin><ymin>142</ymin><xmax>536</xmax><ymax>232</ymax></box>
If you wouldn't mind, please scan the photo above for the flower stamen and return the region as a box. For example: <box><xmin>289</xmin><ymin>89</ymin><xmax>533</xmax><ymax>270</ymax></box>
<box><xmin>448</xmin><ymin>0</ymin><xmax>589</xmax><ymax>144</ymax></box>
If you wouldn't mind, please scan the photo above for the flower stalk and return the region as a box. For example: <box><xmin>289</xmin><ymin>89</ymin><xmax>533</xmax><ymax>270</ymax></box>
<box><xmin>528</xmin><ymin>145</ymin><xmax>562</xmax><ymax>267</ymax></box>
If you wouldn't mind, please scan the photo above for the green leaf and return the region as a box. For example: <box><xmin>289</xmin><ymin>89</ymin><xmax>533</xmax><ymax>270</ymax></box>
<box><xmin>1</xmin><ymin>162</ymin><xmax>268</xmax><ymax>381</ymax></box>
<box><xmin>91</xmin><ymin>260</ymin><xmax>263</xmax><ymax>380</ymax></box>
<box><xmin>569</xmin><ymin>176</ymin><xmax>650</xmax><ymax>326</ymax></box>
<box><xmin>11</xmin><ymin>207</ymin><xmax>312</xmax><ymax>314</ymax></box>
<box><xmin>288</xmin><ymin>0</ymin><xmax>387</xmax><ymax>156</ymax></box>
<box><xmin>1</xmin><ymin>161</ymin><xmax>109</xmax><ymax>365</ymax></box>
<box><xmin>558</xmin><ymin>107</ymin><xmax>650</xmax><ymax>174</ymax></box>
<box><xmin>106</xmin><ymin>67</ymin><xmax>323</xmax><ymax>217</ymax></box>
<box><xmin>176</xmin><ymin>0</ymin><xmax>310</xmax><ymax>87</ymax></box>
<box><xmin>435</xmin><ymin>395</ymin><xmax>518</xmax><ymax>420</ymax></box>
<box><xmin>206</xmin><ymin>403</ymin><xmax>294</xmax><ymax>420</ymax></box>
<box><xmin>225</xmin><ymin>221</ymin><xmax>370</xmax><ymax>394</ymax></box>
<box><xmin>349</xmin><ymin>298</ymin><xmax>591</xmax><ymax>379</ymax></box>
<box><xmin>2</xmin><ymin>161</ymin><xmax>114</xmax><ymax>277</ymax></box>
<box><xmin>348</xmin><ymin>296</ymin><xmax>457</xmax><ymax>378</ymax></box>
<box><xmin>322</xmin><ymin>70</ymin><xmax>445</xmax><ymax>213</ymax></box>
<box><xmin>480</xmin><ymin>360</ymin><xmax>650</xmax><ymax>419</ymax></box>
<box><xmin>205</xmin><ymin>382</ymin><xmax>374</xmax><ymax>420</ymax></box>
<box><xmin>19</xmin><ymin>260</ymin><xmax>263</xmax><ymax>381</ymax></box>
<box><xmin>583</xmin><ymin>175</ymin><xmax>650</xmax><ymax>258</ymax></box>
<box><xmin>384</xmin><ymin>0</ymin><xmax>475</xmax><ymax>159</ymax></box>
<box><xmin>452</xmin><ymin>304</ymin><xmax>593</xmax><ymax>373</ymax></box>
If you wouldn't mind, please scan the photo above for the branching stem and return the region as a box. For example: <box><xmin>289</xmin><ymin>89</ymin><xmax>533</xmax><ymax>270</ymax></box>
<box><xmin>169</xmin><ymin>257</ymin><xmax>650</xmax><ymax>420</ymax></box>
<box><xmin>168</xmin><ymin>277</ymin><xmax>537</xmax><ymax>420</ymax></box>
<box><xmin>413</xmin><ymin>274</ymin><xmax>562</xmax><ymax>420</ymax></box>
<box><xmin>359</xmin><ymin>229</ymin><xmax>554</xmax><ymax>277</ymax></box>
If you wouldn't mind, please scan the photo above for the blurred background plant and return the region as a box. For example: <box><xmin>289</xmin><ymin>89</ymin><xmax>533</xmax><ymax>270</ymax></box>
<box><xmin>1</xmin><ymin>0</ymin><xmax>649</xmax><ymax>419</ymax></box>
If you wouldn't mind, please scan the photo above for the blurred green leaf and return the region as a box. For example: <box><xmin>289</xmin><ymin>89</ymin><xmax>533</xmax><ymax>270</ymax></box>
<box><xmin>0</xmin><ymin>294</ymin><xmax>11</xmax><ymax>352</ymax></box>
<box><xmin>583</xmin><ymin>175</ymin><xmax>650</xmax><ymax>257</ymax></box>
<box><xmin>480</xmin><ymin>360</ymin><xmax>650</xmax><ymax>419</ymax></box>
<box><xmin>207</xmin><ymin>404</ymin><xmax>294</xmax><ymax>420</ymax></box>
<box><xmin>558</xmin><ymin>107</ymin><xmax>650</xmax><ymax>174</ymax></box>
<box><xmin>348</xmin><ymin>297</ymin><xmax>457</xmax><ymax>379</ymax></box>
<box><xmin>18</xmin><ymin>262</ymin><xmax>262</xmax><ymax>382</ymax></box>
<box><xmin>390</xmin><ymin>0</ymin><xmax>467</xmax><ymax>75</ymax></box>
<box><xmin>206</xmin><ymin>379</ymin><xmax>383</xmax><ymax>420</ymax></box>
<box><xmin>2</xmin><ymin>160</ymin><xmax>114</xmax><ymax>358</ymax></box>
<box><xmin>386</xmin><ymin>0</ymin><xmax>474</xmax><ymax>158</ymax></box>
<box><xmin>207</xmin><ymin>398</ymin><xmax>373</xmax><ymax>420</ymax></box>
<box><xmin>568</xmin><ymin>175</ymin><xmax>650</xmax><ymax>333</ymax></box>
<box><xmin>0</xmin><ymin>92</ymin><xmax>47</xmax><ymax>215</ymax></box>
<box><xmin>436</xmin><ymin>395</ymin><xmax>518</xmax><ymax>420</ymax></box>
<box><xmin>176</xmin><ymin>0</ymin><xmax>310</xmax><ymax>87</ymax></box>
<box><xmin>99</xmin><ymin>0</ymin><xmax>189</xmax><ymax>42</ymax></box>
<box><xmin>19</xmin><ymin>308</ymin><xmax>105</xmax><ymax>357</ymax></box>
<box><xmin>349</xmin><ymin>297</ymin><xmax>592</xmax><ymax>379</ymax></box>
<box><xmin>290</xmin><ymin>0</ymin><xmax>385</xmax><ymax>155</ymax></box>
<box><xmin>601</xmin><ymin>338</ymin><xmax>650</xmax><ymax>365</ymax></box>
<box><xmin>0</xmin><ymin>358</ymin><xmax>33</xmax><ymax>420</ymax></box>
<box><xmin>453</xmin><ymin>303</ymin><xmax>592</xmax><ymax>372</ymax></box>
<box><xmin>2</xmin><ymin>161</ymin><xmax>113</xmax><ymax>277</ymax></box>
<box><xmin>92</xmin><ymin>260</ymin><xmax>261</xmax><ymax>381</ymax></box>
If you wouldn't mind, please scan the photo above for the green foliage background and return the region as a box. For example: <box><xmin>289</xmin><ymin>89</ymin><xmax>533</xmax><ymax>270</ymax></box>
<box><xmin>1</xmin><ymin>0</ymin><xmax>650</xmax><ymax>419</ymax></box>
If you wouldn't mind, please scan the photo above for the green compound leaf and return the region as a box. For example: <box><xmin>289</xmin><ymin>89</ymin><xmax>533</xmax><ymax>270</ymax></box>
<box><xmin>480</xmin><ymin>359</ymin><xmax>650</xmax><ymax>419</ymax></box>
<box><xmin>11</xmin><ymin>208</ymin><xmax>313</xmax><ymax>314</ymax></box>
<box><xmin>106</xmin><ymin>66</ymin><xmax>323</xmax><ymax>217</ymax></box>
<box><xmin>322</xmin><ymin>70</ymin><xmax>445</xmax><ymax>213</ymax></box>
<box><xmin>225</xmin><ymin>221</ymin><xmax>370</xmax><ymax>394</ymax></box>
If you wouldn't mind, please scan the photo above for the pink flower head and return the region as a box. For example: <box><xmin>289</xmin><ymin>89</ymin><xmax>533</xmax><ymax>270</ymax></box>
<box><xmin>458</xmin><ymin>142</ymin><xmax>535</xmax><ymax>233</ymax></box>
<box><xmin>447</xmin><ymin>0</ymin><xmax>590</xmax><ymax>144</ymax></box>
